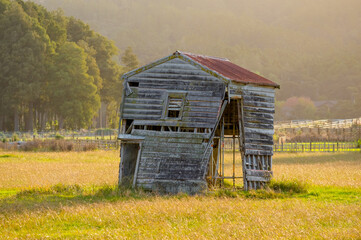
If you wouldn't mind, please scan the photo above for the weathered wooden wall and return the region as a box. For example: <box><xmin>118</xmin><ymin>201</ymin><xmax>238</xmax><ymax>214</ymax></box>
<box><xmin>121</xmin><ymin>57</ymin><xmax>225</xmax><ymax>193</ymax></box>
<box><xmin>230</xmin><ymin>83</ymin><xmax>275</xmax><ymax>190</ymax></box>
<box><xmin>122</xmin><ymin>58</ymin><xmax>225</xmax><ymax>129</ymax></box>
<box><xmin>230</xmin><ymin>84</ymin><xmax>275</xmax><ymax>156</ymax></box>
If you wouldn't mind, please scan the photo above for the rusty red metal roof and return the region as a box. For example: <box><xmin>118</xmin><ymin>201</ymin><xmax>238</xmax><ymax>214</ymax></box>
<box><xmin>180</xmin><ymin>52</ymin><xmax>279</xmax><ymax>88</ymax></box>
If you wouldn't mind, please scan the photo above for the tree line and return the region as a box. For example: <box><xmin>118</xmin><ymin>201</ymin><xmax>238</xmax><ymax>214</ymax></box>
<box><xmin>36</xmin><ymin>0</ymin><xmax>361</xmax><ymax>120</ymax></box>
<box><xmin>0</xmin><ymin>0</ymin><xmax>139</xmax><ymax>131</ymax></box>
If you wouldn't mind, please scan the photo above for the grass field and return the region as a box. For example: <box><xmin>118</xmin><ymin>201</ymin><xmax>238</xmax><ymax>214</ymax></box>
<box><xmin>0</xmin><ymin>150</ymin><xmax>360</xmax><ymax>239</ymax></box>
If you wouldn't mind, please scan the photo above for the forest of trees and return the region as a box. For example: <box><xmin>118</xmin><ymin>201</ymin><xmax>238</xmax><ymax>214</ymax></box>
<box><xmin>35</xmin><ymin>0</ymin><xmax>361</xmax><ymax>120</ymax></box>
<box><xmin>0</xmin><ymin>0</ymin><xmax>139</xmax><ymax>131</ymax></box>
<box><xmin>1</xmin><ymin>0</ymin><xmax>361</xmax><ymax>131</ymax></box>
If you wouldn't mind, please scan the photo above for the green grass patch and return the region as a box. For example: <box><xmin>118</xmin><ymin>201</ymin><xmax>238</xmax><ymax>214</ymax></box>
<box><xmin>300</xmin><ymin>186</ymin><xmax>361</xmax><ymax>204</ymax></box>
<box><xmin>0</xmin><ymin>154</ymin><xmax>17</xmax><ymax>158</ymax></box>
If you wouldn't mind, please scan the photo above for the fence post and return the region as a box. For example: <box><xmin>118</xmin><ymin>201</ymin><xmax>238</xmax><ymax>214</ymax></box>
<box><xmin>310</xmin><ymin>141</ymin><xmax>312</xmax><ymax>152</ymax></box>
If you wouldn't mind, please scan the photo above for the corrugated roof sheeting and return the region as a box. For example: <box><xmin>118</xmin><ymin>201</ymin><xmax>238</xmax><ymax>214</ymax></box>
<box><xmin>181</xmin><ymin>52</ymin><xmax>279</xmax><ymax>88</ymax></box>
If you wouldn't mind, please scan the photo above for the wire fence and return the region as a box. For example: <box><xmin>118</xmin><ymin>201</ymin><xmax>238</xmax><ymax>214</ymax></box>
<box><xmin>223</xmin><ymin>139</ymin><xmax>360</xmax><ymax>152</ymax></box>
<box><xmin>273</xmin><ymin>142</ymin><xmax>360</xmax><ymax>152</ymax></box>
<box><xmin>275</xmin><ymin>117</ymin><xmax>361</xmax><ymax>129</ymax></box>
<box><xmin>72</xmin><ymin>139</ymin><xmax>120</xmax><ymax>151</ymax></box>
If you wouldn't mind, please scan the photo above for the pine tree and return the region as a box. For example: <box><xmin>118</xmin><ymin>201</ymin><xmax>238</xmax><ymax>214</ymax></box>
<box><xmin>121</xmin><ymin>46</ymin><xmax>139</xmax><ymax>72</ymax></box>
<box><xmin>48</xmin><ymin>42</ymin><xmax>100</xmax><ymax>129</ymax></box>
<box><xmin>0</xmin><ymin>2</ymin><xmax>52</xmax><ymax>131</ymax></box>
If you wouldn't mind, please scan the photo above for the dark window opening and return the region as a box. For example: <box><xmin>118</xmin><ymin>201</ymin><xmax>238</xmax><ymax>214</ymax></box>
<box><xmin>147</xmin><ymin>125</ymin><xmax>162</xmax><ymax>131</ymax></box>
<box><xmin>125</xmin><ymin>119</ymin><xmax>134</xmax><ymax>133</ymax></box>
<box><xmin>180</xmin><ymin>127</ymin><xmax>194</xmax><ymax>132</ymax></box>
<box><xmin>168</xmin><ymin>110</ymin><xmax>180</xmax><ymax>118</ymax></box>
<box><xmin>165</xmin><ymin>96</ymin><xmax>184</xmax><ymax>119</ymax></box>
<box><xmin>128</xmin><ymin>82</ymin><xmax>139</xmax><ymax>87</ymax></box>
<box><xmin>197</xmin><ymin>128</ymin><xmax>206</xmax><ymax>133</ymax></box>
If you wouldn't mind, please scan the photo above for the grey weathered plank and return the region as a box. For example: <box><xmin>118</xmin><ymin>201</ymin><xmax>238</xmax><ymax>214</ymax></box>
<box><xmin>141</xmin><ymin>152</ymin><xmax>204</xmax><ymax>159</ymax></box>
<box><xmin>149</xmin><ymin>63</ymin><xmax>200</xmax><ymax>70</ymax></box>
<box><xmin>244</xmin><ymin>116</ymin><xmax>274</xmax><ymax>125</ymax></box>
<box><xmin>243</xmin><ymin>106</ymin><xmax>275</xmax><ymax>114</ymax></box>
<box><xmin>181</xmin><ymin>117</ymin><xmax>216</xmax><ymax>124</ymax></box>
<box><xmin>244</xmin><ymin>143</ymin><xmax>273</xmax><ymax>151</ymax></box>
<box><xmin>183</xmin><ymin>106</ymin><xmax>220</xmax><ymax>113</ymax></box>
<box><xmin>183</xmin><ymin>112</ymin><xmax>219</xmax><ymax>118</ymax></box>
<box><xmin>143</xmin><ymin>68</ymin><xmax>216</xmax><ymax>76</ymax></box>
<box><xmin>143</xmin><ymin>141</ymin><xmax>205</xmax><ymax>151</ymax></box>
<box><xmin>187</xmin><ymin>101</ymin><xmax>221</xmax><ymax>107</ymax></box>
<box><xmin>132</xmin><ymin>73</ymin><xmax>220</xmax><ymax>81</ymax></box>
<box><xmin>145</xmin><ymin>137</ymin><xmax>203</xmax><ymax>144</ymax></box>
<box><xmin>123</xmin><ymin>109</ymin><xmax>163</xmax><ymax>115</ymax></box>
<box><xmin>244</xmin><ymin>122</ymin><xmax>274</xmax><ymax>129</ymax></box>
<box><xmin>143</xmin><ymin>146</ymin><xmax>204</xmax><ymax>154</ymax></box>
<box><xmin>132</xmin><ymin>120</ymin><xmax>214</xmax><ymax>128</ymax></box>
<box><xmin>138</xmin><ymin>79</ymin><xmax>223</xmax><ymax>87</ymax></box>
<box><xmin>125</xmin><ymin>98</ymin><xmax>163</xmax><ymax>105</ymax></box>
<box><xmin>123</xmin><ymin>103</ymin><xmax>163</xmax><ymax>110</ymax></box>
<box><xmin>245</xmin><ymin>149</ymin><xmax>273</xmax><ymax>155</ymax></box>
<box><xmin>243</xmin><ymin>101</ymin><xmax>274</xmax><ymax>109</ymax></box>
<box><xmin>246</xmin><ymin>138</ymin><xmax>273</xmax><ymax>145</ymax></box>
<box><xmin>139</xmin><ymin>83</ymin><xmax>223</xmax><ymax>92</ymax></box>
<box><xmin>132</xmin><ymin>129</ymin><xmax>209</xmax><ymax>139</ymax></box>
<box><xmin>122</xmin><ymin>114</ymin><xmax>161</xmax><ymax>120</ymax></box>
<box><xmin>140</xmin><ymin>157</ymin><xmax>202</xmax><ymax>164</ymax></box>
<box><xmin>244</xmin><ymin>111</ymin><xmax>274</xmax><ymax>119</ymax></box>
<box><xmin>243</xmin><ymin>95</ymin><xmax>275</xmax><ymax>103</ymax></box>
<box><xmin>186</xmin><ymin>96</ymin><xmax>222</xmax><ymax>101</ymax></box>
<box><xmin>244</xmin><ymin>132</ymin><xmax>273</xmax><ymax>141</ymax></box>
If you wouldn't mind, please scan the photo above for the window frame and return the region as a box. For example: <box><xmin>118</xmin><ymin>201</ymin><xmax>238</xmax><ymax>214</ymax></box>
<box><xmin>162</xmin><ymin>92</ymin><xmax>187</xmax><ymax>120</ymax></box>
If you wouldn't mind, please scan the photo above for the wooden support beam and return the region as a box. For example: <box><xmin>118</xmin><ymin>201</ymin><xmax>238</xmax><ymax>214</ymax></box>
<box><xmin>132</xmin><ymin>143</ymin><xmax>143</xmax><ymax>188</ymax></box>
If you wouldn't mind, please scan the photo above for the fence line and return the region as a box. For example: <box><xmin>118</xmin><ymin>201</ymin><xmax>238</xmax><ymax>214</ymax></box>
<box><xmin>72</xmin><ymin>139</ymin><xmax>119</xmax><ymax>150</ymax></box>
<box><xmin>223</xmin><ymin>139</ymin><xmax>360</xmax><ymax>152</ymax></box>
<box><xmin>275</xmin><ymin>117</ymin><xmax>361</xmax><ymax>129</ymax></box>
<box><xmin>273</xmin><ymin>142</ymin><xmax>360</xmax><ymax>152</ymax></box>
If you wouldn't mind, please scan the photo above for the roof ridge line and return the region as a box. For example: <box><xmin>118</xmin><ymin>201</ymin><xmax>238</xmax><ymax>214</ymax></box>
<box><xmin>176</xmin><ymin>50</ymin><xmax>230</xmax><ymax>62</ymax></box>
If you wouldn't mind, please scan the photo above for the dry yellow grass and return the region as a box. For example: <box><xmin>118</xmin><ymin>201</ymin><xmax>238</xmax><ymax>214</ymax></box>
<box><xmin>0</xmin><ymin>150</ymin><xmax>360</xmax><ymax>239</ymax></box>
<box><xmin>0</xmin><ymin>151</ymin><xmax>119</xmax><ymax>189</ymax></box>
<box><xmin>273</xmin><ymin>152</ymin><xmax>361</xmax><ymax>188</ymax></box>
<box><xmin>222</xmin><ymin>152</ymin><xmax>361</xmax><ymax>188</ymax></box>
<box><xmin>1</xmin><ymin>197</ymin><xmax>360</xmax><ymax>239</ymax></box>
<box><xmin>1</xmin><ymin>151</ymin><xmax>361</xmax><ymax>189</ymax></box>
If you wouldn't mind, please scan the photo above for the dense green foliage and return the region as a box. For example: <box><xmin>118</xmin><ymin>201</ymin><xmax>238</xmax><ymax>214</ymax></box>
<box><xmin>0</xmin><ymin>0</ymin><xmax>139</xmax><ymax>131</ymax></box>
<box><xmin>37</xmin><ymin>0</ymin><xmax>361</xmax><ymax>120</ymax></box>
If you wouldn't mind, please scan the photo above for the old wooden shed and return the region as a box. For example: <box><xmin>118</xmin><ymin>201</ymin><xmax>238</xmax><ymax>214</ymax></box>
<box><xmin>118</xmin><ymin>51</ymin><xmax>279</xmax><ymax>194</ymax></box>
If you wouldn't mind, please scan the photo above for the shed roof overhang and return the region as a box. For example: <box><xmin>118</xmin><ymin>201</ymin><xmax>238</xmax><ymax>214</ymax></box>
<box><xmin>117</xmin><ymin>134</ymin><xmax>145</xmax><ymax>142</ymax></box>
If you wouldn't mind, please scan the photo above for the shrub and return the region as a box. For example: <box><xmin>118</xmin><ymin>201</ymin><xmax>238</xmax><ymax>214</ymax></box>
<box><xmin>55</xmin><ymin>133</ymin><xmax>64</xmax><ymax>140</ymax></box>
<box><xmin>268</xmin><ymin>179</ymin><xmax>308</xmax><ymax>194</ymax></box>
<box><xmin>0</xmin><ymin>142</ymin><xmax>17</xmax><ymax>151</ymax></box>
<box><xmin>82</xmin><ymin>142</ymin><xmax>97</xmax><ymax>151</ymax></box>
<box><xmin>12</xmin><ymin>133</ymin><xmax>19</xmax><ymax>142</ymax></box>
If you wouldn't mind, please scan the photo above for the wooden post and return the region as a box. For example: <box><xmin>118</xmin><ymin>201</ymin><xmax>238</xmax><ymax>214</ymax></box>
<box><xmin>221</xmin><ymin>118</ymin><xmax>225</xmax><ymax>187</ymax></box>
<box><xmin>132</xmin><ymin>143</ymin><xmax>143</xmax><ymax>188</ymax></box>
<box><xmin>232</xmin><ymin>123</ymin><xmax>236</xmax><ymax>190</ymax></box>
